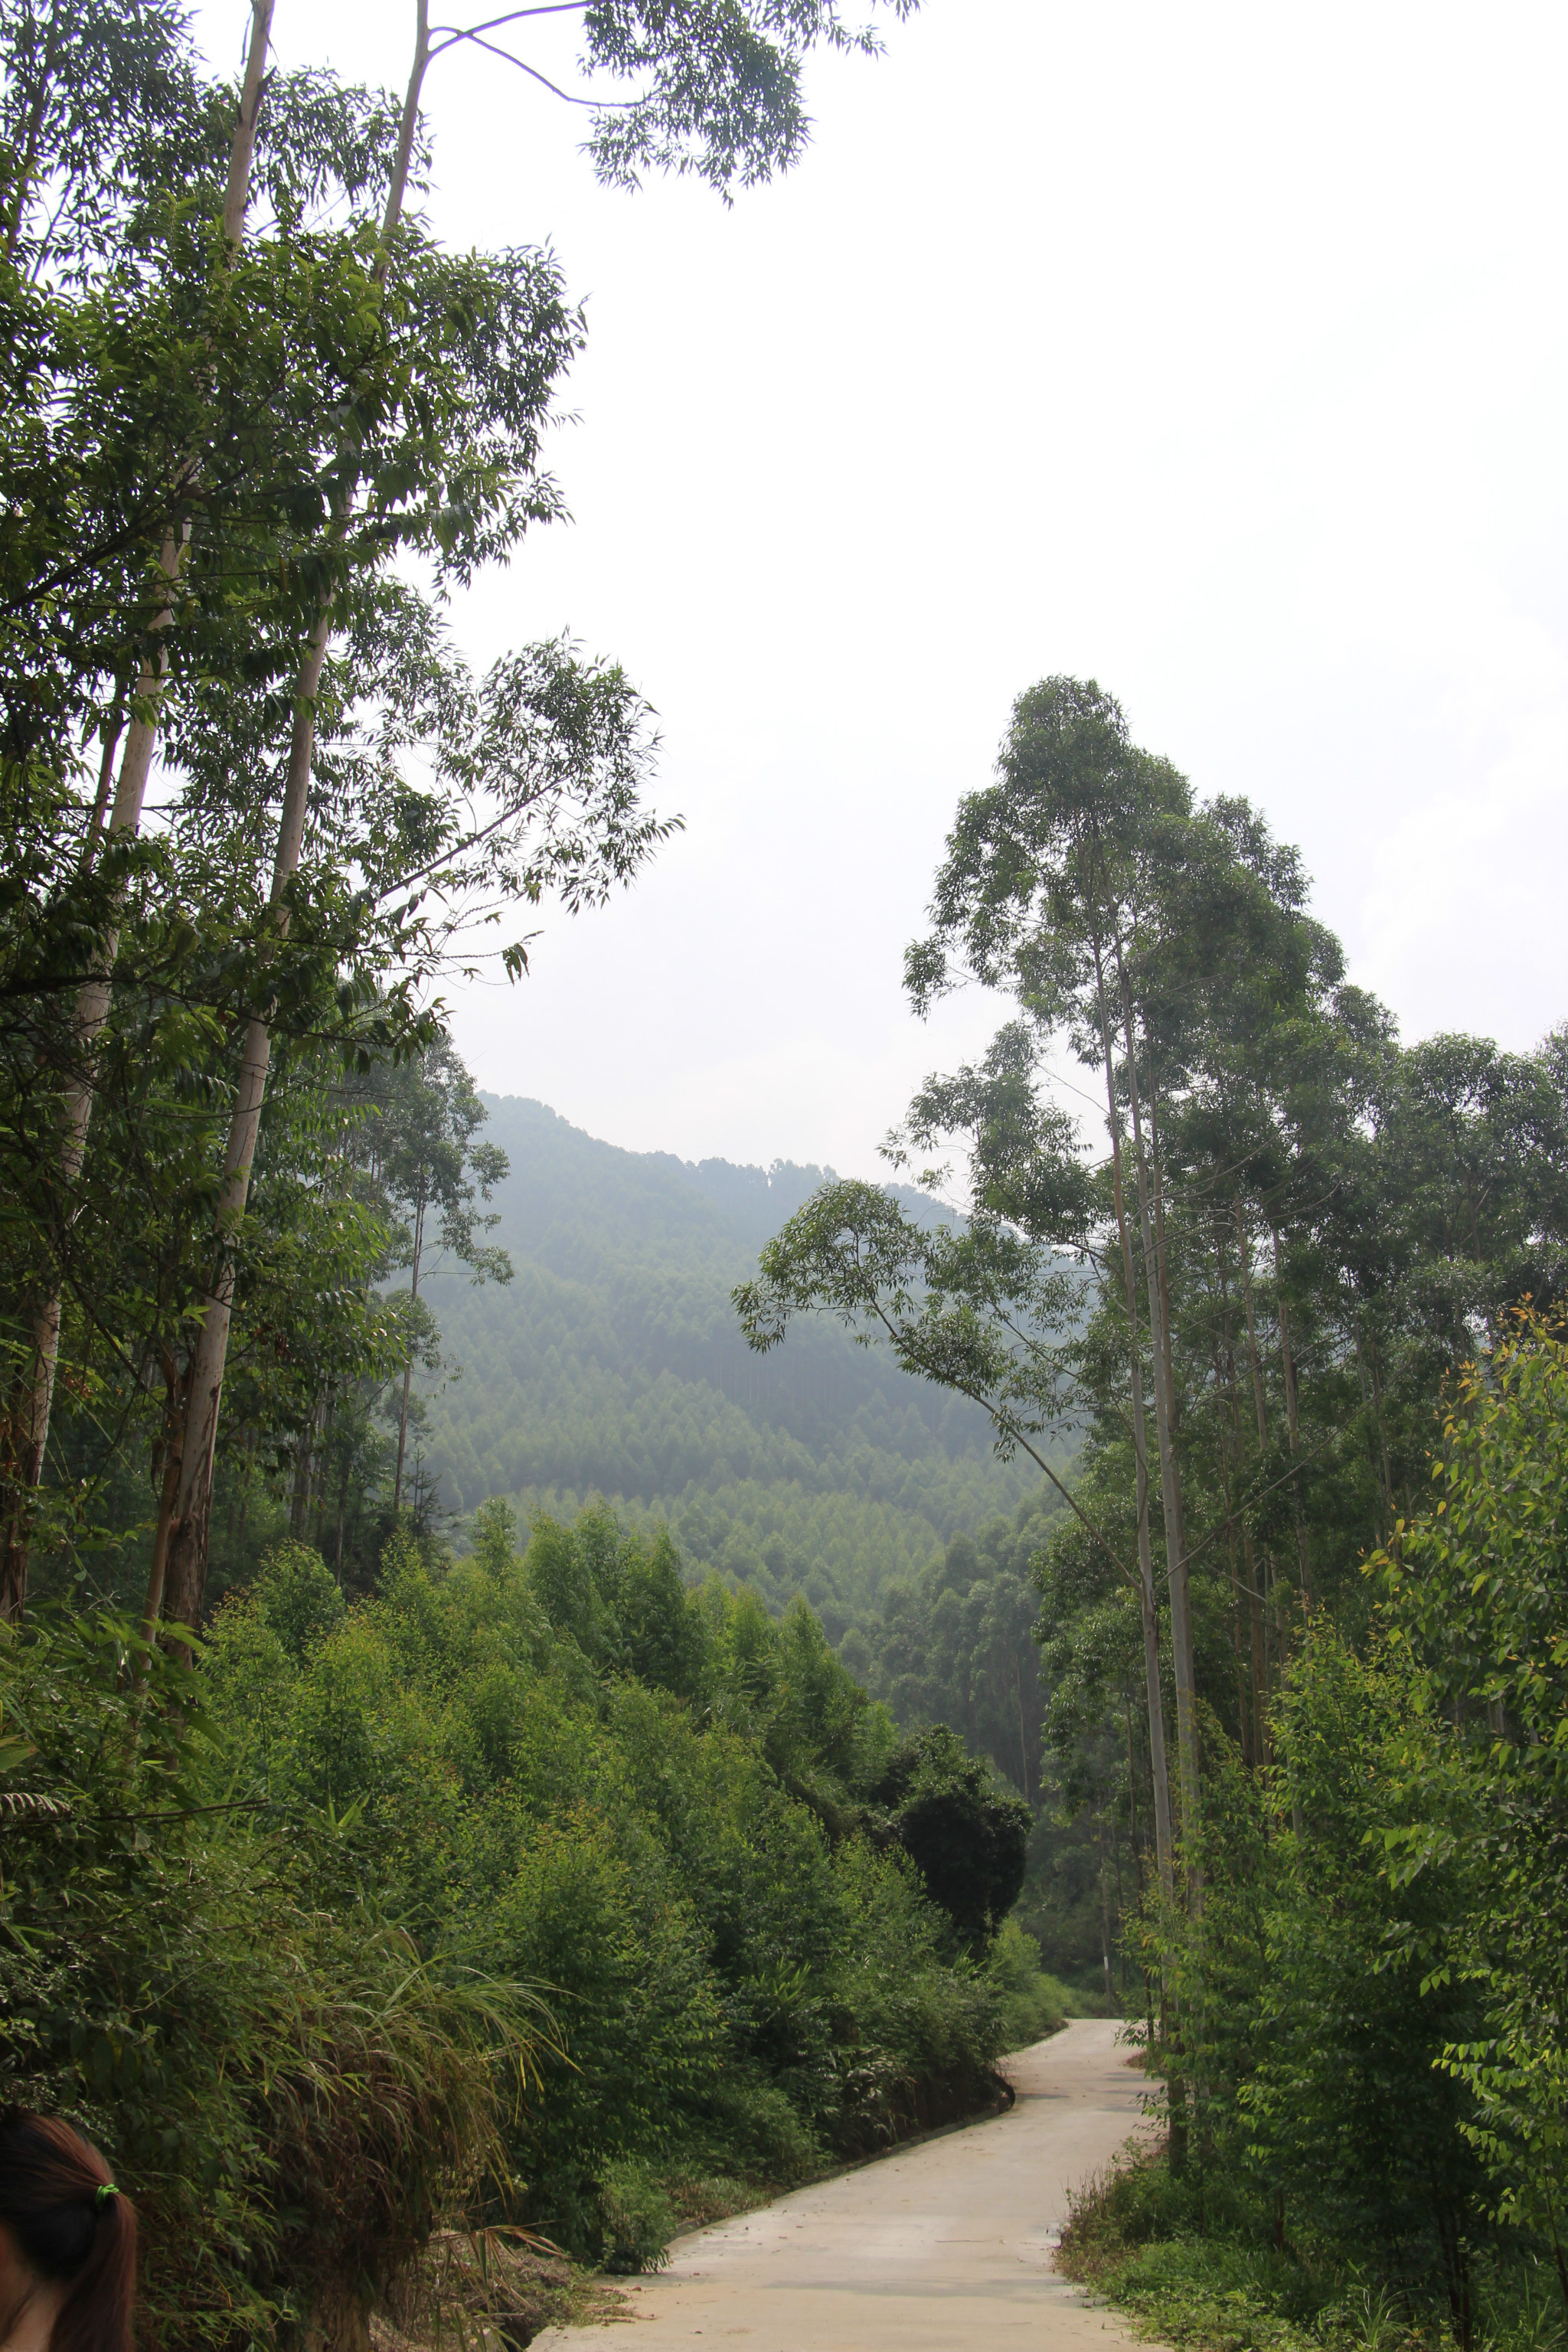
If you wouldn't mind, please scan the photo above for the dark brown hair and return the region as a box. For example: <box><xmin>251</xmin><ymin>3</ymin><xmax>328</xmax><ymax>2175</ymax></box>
<box><xmin>0</xmin><ymin>2112</ymin><xmax>136</xmax><ymax>2352</ymax></box>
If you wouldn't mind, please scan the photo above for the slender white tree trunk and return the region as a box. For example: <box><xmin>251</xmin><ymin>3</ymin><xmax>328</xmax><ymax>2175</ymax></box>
<box><xmin>1093</xmin><ymin>946</ymin><xmax>1174</xmax><ymax>1906</ymax></box>
<box><xmin>1115</xmin><ymin>956</ymin><xmax>1200</xmax><ymax>1885</ymax></box>
<box><xmin>161</xmin><ymin>612</ymin><xmax>329</xmax><ymax>1634</ymax></box>
<box><xmin>1272</xmin><ymin>1227</ymin><xmax>1313</xmax><ymax>1609</ymax></box>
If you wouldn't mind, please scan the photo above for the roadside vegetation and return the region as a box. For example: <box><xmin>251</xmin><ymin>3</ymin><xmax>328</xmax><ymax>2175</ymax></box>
<box><xmin>2</xmin><ymin>1500</ymin><xmax>1051</xmax><ymax>2335</ymax></box>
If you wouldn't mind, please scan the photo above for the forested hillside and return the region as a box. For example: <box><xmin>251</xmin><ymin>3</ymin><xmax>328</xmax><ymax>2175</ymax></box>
<box><xmin>414</xmin><ymin>1099</ymin><xmax>1032</xmax><ymax>1629</ymax></box>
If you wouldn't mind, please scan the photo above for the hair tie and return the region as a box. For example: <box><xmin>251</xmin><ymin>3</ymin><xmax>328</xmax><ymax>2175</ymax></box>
<box><xmin>95</xmin><ymin>2184</ymin><xmax>119</xmax><ymax>2207</ymax></box>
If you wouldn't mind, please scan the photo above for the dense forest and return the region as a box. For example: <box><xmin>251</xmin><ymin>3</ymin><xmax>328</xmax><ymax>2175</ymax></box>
<box><xmin>2</xmin><ymin>2</ymin><xmax>1565</xmax><ymax>2350</ymax></box>
<box><xmin>741</xmin><ymin>678</ymin><xmax>1568</xmax><ymax>2352</ymax></box>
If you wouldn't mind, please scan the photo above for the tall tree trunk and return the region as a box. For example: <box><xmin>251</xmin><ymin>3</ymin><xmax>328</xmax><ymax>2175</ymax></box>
<box><xmin>1148</xmin><ymin>1075</ymin><xmax>1187</xmax><ymax>1541</ymax></box>
<box><xmin>1212</xmin><ymin>1342</ymin><xmax>1252</xmax><ymax>1767</ymax></box>
<box><xmin>135</xmin><ymin>1367</ymin><xmax>189</xmax><ymax>1687</ymax></box>
<box><xmin>1116</xmin><ymin>953</ymin><xmax>1200</xmax><ymax>1878</ymax></box>
<box><xmin>234</xmin><ymin>1426</ymin><xmax>256</xmax><ymax>1560</ymax></box>
<box><xmin>334</xmin><ymin>1452</ymin><xmax>351</xmax><ymax>1583</ymax></box>
<box><xmin>155</xmin><ymin>0</ymin><xmax>433</xmax><ymax>1635</ymax></box>
<box><xmin>1272</xmin><ymin>1228</ymin><xmax>1313</xmax><ymax>1609</ymax></box>
<box><xmin>1364</xmin><ymin>1325</ymin><xmax>1396</xmax><ymax>1529</ymax></box>
<box><xmin>1092</xmin><ymin>943</ymin><xmax>1174</xmax><ymax>1906</ymax></box>
<box><xmin>380</xmin><ymin>0</ymin><xmax>432</xmax><ymax>260</ymax></box>
<box><xmin>289</xmin><ymin>1410</ymin><xmax>315</xmax><ymax>1537</ymax></box>
<box><xmin>1236</xmin><ymin>1201</ymin><xmax>1269</xmax><ymax>1451</ymax></box>
<box><xmin>1216</xmin><ymin>1228</ymin><xmax>1269</xmax><ymax>1767</ymax></box>
<box><xmin>1235</xmin><ymin>1197</ymin><xmax>1293</xmax><ymax>1682</ymax></box>
<box><xmin>160</xmin><ymin>616</ymin><xmax>330</xmax><ymax>1640</ymax></box>
<box><xmin>221</xmin><ymin>1</ymin><xmax>278</xmax><ymax>248</ymax></box>
<box><xmin>393</xmin><ymin>1189</ymin><xmax>426</xmax><ymax>1511</ymax></box>
<box><xmin>0</xmin><ymin>533</ymin><xmax>181</xmax><ymax>1626</ymax></box>
<box><xmin>1098</xmin><ymin>1811</ymin><xmax>1116</xmax><ymax>2008</ymax></box>
<box><xmin>0</xmin><ymin>1</ymin><xmax>276</xmax><ymax>1626</ymax></box>
<box><xmin>311</xmin><ymin>1397</ymin><xmax>334</xmax><ymax>1552</ymax></box>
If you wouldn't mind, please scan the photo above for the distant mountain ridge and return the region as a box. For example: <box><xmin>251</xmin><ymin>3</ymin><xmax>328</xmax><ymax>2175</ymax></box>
<box><xmin>414</xmin><ymin>1096</ymin><xmax>1040</xmax><ymax>1635</ymax></box>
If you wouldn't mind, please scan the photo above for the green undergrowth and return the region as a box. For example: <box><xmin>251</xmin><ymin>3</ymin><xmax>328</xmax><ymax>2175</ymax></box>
<box><xmin>990</xmin><ymin>1915</ymin><xmax>1080</xmax><ymax>2047</ymax></box>
<box><xmin>1058</xmin><ymin>2147</ymin><xmax>1568</xmax><ymax>2352</ymax></box>
<box><xmin>2</xmin><ymin>1503</ymin><xmax>1060</xmax><ymax>2344</ymax></box>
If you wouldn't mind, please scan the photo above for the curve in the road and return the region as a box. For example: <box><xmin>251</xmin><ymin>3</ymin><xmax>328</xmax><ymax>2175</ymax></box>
<box><xmin>535</xmin><ymin>2015</ymin><xmax>1155</xmax><ymax>2351</ymax></box>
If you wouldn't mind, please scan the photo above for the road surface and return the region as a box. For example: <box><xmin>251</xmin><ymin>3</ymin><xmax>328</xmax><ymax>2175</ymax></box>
<box><xmin>534</xmin><ymin>2016</ymin><xmax>1155</xmax><ymax>2351</ymax></box>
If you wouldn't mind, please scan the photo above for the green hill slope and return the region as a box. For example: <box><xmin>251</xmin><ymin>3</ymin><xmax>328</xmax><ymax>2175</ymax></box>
<box><xmin>414</xmin><ymin>1097</ymin><xmax>1041</xmax><ymax>1637</ymax></box>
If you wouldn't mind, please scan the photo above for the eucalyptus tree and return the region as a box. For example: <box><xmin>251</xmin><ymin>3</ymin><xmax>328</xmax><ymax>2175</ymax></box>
<box><xmin>744</xmin><ymin>664</ymin><xmax>1568</xmax><ymax>2236</ymax></box>
<box><xmin>1129</xmin><ymin>796</ymin><xmax>1354</xmax><ymax>1741</ymax></box>
<box><xmin>220</xmin><ymin>0</ymin><xmax>929</xmax><ymax>1220</ymax></box>
<box><xmin>155</xmin><ymin>594</ymin><xmax>665</xmax><ymax>1638</ymax></box>
<box><xmin>903</xmin><ymin>676</ymin><xmax>1202</xmax><ymax>1880</ymax></box>
<box><xmin>160</xmin><ymin>0</ymin><xmax>921</xmax><ymax>1637</ymax></box>
<box><xmin>0</xmin><ymin>0</ymin><xmax>459</xmax><ymax>1615</ymax></box>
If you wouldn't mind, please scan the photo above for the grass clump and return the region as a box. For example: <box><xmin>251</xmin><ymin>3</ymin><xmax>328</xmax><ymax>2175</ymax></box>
<box><xmin>375</xmin><ymin>2229</ymin><xmax>632</xmax><ymax>2351</ymax></box>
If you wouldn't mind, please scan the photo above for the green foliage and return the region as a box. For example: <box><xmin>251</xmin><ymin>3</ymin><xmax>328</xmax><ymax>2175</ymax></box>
<box><xmin>838</xmin><ymin>1494</ymin><xmax>1137</xmax><ymax>1991</ymax></box>
<box><xmin>1060</xmin><ymin>2149</ymin><xmax>1567</xmax><ymax>2352</ymax></box>
<box><xmin>576</xmin><ymin>0</ymin><xmax>922</xmax><ymax>199</ymax></box>
<box><xmin>741</xmin><ymin>671</ymin><xmax>1568</xmax><ymax>2347</ymax></box>
<box><xmin>252</xmin><ymin>1539</ymin><xmax>348</xmax><ymax>1660</ymax></box>
<box><xmin>987</xmin><ymin>1916</ymin><xmax>1073</xmax><ymax>2048</ymax></box>
<box><xmin>0</xmin><ymin>1501</ymin><xmax>1020</xmax><ymax>2330</ymax></box>
<box><xmin>0</xmin><ymin>1609</ymin><xmax>543</xmax><ymax>2350</ymax></box>
<box><xmin>1246</xmin><ymin>1640</ymin><xmax>1488</xmax><ymax>2290</ymax></box>
<box><xmin>1104</xmin><ymin>1625</ymin><xmax>1535</xmax><ymax>2344</ymax></box>
<box><xmin>0</xmin><ymin>0</ymin><xmax>964</xmax><ymax>2331</ymax></box>
<box><xmin>596</xmin><ymin>2159</ymin><xmax>678</xmax><ymax>2275</ymax></box>
<box><xmin>841</xmin><ymin>1494</ymin><xmax>1057</xmax><ymax>1798</ymax></box>
<box><xmin>410</xmin><ymin>1099</ymin><xmax>1033</xmax><ymax>1626</ymax></box>
<box><xmin>865</xmin><ymin>1723</ymin><xmax>1033</xmax><ymax>1951</ymax></box>
<box><xmin>198</xmin><ymin>1503</ymin><xmax>1016</xmax><ymax>2272</ymax></box>
<box><xmin>1377</xmin><ymin>1314</ymin><xmax>1568</xmax><ymax>2258</ymax></box>
<box><xmin>743</xmin><ymin>672</ymin><xmax>1568</xmax><ymax>1972</ymax></box>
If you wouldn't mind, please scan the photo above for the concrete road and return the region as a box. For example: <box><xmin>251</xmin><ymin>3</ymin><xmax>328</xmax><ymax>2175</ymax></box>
<box><xmin>534</xmin><ymin>2017</ymin><xmax>1155</xmax><ymax>2351</ymax></box>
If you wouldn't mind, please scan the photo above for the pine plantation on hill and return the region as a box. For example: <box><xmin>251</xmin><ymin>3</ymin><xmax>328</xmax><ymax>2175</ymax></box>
<box><xmin>415</xmin><ymin>1096</ymin><xmax>1041</xmax><ymax>1638</ymax></box>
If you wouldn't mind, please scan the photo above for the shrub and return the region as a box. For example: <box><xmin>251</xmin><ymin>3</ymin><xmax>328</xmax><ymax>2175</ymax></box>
<box><xmin>596</xmin><ymin>2159</ymin><xmax>678</xmax><ymax>2274</ymax></box>
<box><xmin>0</xmin><ymin>1610</ymin><xmax>545</xmax><ymax>2351</ymax></box>
<box><xmin>988</xmin><ymin>1916</ymin><xmax>1072</xmax><ymax>2047</ymax></box>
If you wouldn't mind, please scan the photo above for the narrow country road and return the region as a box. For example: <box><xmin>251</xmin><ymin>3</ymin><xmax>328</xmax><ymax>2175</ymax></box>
<box><xmin>535</xmin><ymin>2017</ymin><xmax>1155</xmax><ymax>2350</ymax></box>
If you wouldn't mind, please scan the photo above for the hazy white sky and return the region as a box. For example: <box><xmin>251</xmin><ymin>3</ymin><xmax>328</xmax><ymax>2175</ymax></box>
<box><xmin>197</xmin><ymin>0</ymin><xmax>1568</xmax><ymax>1176</ymax></box>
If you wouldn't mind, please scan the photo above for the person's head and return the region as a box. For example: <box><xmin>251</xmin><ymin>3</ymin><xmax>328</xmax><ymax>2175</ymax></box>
<box><xmin>0</xmin><ymin>2114</ymin><xmax>135</xmax><ymax>2352</ymax></box>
